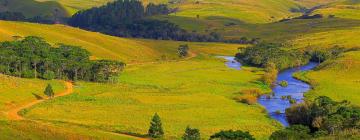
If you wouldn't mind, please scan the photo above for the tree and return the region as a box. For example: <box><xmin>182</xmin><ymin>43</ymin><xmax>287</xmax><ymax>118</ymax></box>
<box><xmin>148</xmin><ymin>113</ymin><xmax>164</xmax><ymax>138</ymax></box>
<box><xmin>44</xmin><ymin>84</ymin><xmax>54</xmax><ymax>98</ymax></box>
<box><xmin>178</xmin><ymin>44</ymin><xmax>189</xmax><ymax>58</ymax></box>
<box><xmin>182</xmin><ymin>126</ymin><xmax>200</xmax><ymax>140</ymax></box>
<box><xmin>270</xmin><ymin>125</ymin><xmax>312</xmax><ymax>140</ymax></box>
<box><xmin>210</xmin><ymin>130</ymin><xmax>255</xmax><ymax>140</ymax></box>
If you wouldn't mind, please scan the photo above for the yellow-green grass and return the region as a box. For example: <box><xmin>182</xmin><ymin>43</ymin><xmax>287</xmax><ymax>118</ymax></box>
<box><xmin>23</xmin><ymin>56</ymin><xmax>280</xmax><ymax>139</ymax></box>
<box><xmin>0</xmin><ymin>20</ymin><xmax>243</xmax><ymax>64</ymax></box>
<box><xmin>0</xmin><ymin>120</ymin><xmax>136</xmax><ymax>140</ymax></box>
<box><xmin>168</xmin><ymin>0</ymin><xmax>302</xmax><ymax>23</ymax></box>
<box><xmin>310</xmin><ymin>0</ymin><xmax>360</xmax><ymax>20</ymax></box>
<box><xmin>295</xmin><ymin>51</ymin><xmax>360</xmax><ymax>106</ymax></box>
<box><xmin>0</xmin><ymin>74</ymin><xmax>65</xmax><ymax>120</ymax></box>
<box><xmin>0</xmin><ymin>0</ymin><xmax>69</xmax><ymax>18</ymax></box>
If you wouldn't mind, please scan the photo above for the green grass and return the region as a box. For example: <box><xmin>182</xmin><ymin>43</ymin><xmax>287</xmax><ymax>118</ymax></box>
<box><xmin>0</xmin><ymin>120</ymin><xmax>136</xmax><ymax>140</ymax></box>
<box><xmin>0</xmin><ymin>74</ymin><xmax>65</xmax><ymax>120</ymax></box>
<box><xmin>0</xmin><ymin>0</ymin><xmax>69</xmax><ymax>18</ymax></box>
<box><xmin>310</xmin><ymin>0</ymin><xmax>360</xmax><ymax>20</ymax></box>
<box><xmin>295</xmin><ymin>51</ymin><xmax>360</xmax><ymax>106</ymax></box>
<box><xmin>0</xmin><ymin>20</ymin><xmax>243</xmax><ymax>64</ymax></box>
<box><xmin>23</xmin><ymin>55</ymin><xmax>280</xmax><ymax>139</ymax></box>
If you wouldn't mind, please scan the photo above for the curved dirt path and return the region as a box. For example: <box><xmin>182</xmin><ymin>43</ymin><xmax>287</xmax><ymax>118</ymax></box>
<box><xmin>7</xmin><ymin>81</ymin><xmax>148</xmax><ymax>140</ymax></box>
<box><xmin>7</xmin><ymin>81</ymin><xmax>74</xmax><ymax>120</ymax></box>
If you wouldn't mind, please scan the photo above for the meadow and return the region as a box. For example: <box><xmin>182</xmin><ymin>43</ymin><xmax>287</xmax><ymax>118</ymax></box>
<box><xmin>23</xmin><ymin>55</ymin><xmax>280</xmax><ymax>139</ymax></box>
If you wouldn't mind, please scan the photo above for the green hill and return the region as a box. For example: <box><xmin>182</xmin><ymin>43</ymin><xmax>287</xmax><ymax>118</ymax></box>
<box><xmin>309</xmin><ymin>0</ymin><xmax>360</xmax><ymax>20</ymax></box>
<box><xmin>0</xmin><ymin>0</ymin><xmax>69</xmax><ymax>18</ymax></box>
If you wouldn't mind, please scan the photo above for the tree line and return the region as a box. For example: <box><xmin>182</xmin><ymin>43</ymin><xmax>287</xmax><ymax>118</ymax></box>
<box><xmin>0</xmin><ymin>36</ymin><xmax>125</xmax><ymax>82</ymax></box>
<box><xmin>67</xmin><ymin>0</ymin><xmax>224</xmax><ymax>42</ymax></box>
<box><xmin>0</xmin><ymin>11</ymin><xmax>59</xmax><ymax>24</ymax></box>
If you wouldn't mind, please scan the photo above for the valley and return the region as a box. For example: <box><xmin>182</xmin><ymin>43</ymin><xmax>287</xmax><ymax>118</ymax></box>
<box><xmin>0</xmin><ymin>0</ymin><xmax>360</xmax><ymax>139</ymax></box>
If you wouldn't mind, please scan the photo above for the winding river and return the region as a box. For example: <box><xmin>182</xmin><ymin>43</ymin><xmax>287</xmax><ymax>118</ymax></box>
<box><xmin>221</xmin><ymin>56</ymin><xmax>318</xmax><ymax>126</ymax></box>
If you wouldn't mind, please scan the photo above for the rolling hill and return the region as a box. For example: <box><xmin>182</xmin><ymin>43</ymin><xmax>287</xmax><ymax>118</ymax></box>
<box><xmin>0</xmin><ymin>0</ymin><xmax>69</xmax><ymax>18</ymax></box>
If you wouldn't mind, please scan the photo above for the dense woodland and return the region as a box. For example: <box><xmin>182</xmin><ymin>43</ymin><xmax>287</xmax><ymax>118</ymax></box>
<box><xmin>0</xmin><ymin>36</ymin><xmax>125</xmax><ymax>82</ymax></box>
<box><xmin>0</xmin><ymin>11</ymin><xmax>59</xmax><ymax>24</ymax></box>
<box><xmin>68</xmin><ymin>0</ymin><xmax>223</xmax><ymax>42</ymax></box>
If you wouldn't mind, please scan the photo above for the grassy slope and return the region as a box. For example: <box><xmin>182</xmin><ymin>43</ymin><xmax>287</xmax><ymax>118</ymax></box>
<box><xmin>0</xmin><ymin>20</ymin><xmax>280</xmax><ymax>139</ymax></box>
<box><xmin>310</xmin><ymin>0</ymin><xmax>360</xmax><ymax>20</ymax></box>
<box><xmin>0</xmin><ymin>0</ymin><xmax>69</xmax><ymax>18</ymax></box>
<box><xmin>0</xmin><ymin>20</ymin><xmax>242</xmax><ymax>64</ymax></box>
<box><xmin>0</xmin><ymin>74</ymin><xmax>135</xmax><ymax>140</ymax></box>
<box><xmin>24</xmin><ymin>56</ymin><xmax>280</xmax><ymax>139</ymax></box>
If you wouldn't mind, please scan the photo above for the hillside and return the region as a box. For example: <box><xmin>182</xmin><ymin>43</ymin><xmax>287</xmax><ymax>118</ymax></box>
<box><xmin>309</xmin><ymin>0</ymin><xmax>360</xmax><ymax>20</ymax></box>
<box><xmin>0</xmin><ymin>20</ymin><xmax>242</xmax><ymax>64</ymax></box>
<box><xmin>0</xmin><ymin>0</ymin><xmax>69</xmax><ymax>18</ymax></box>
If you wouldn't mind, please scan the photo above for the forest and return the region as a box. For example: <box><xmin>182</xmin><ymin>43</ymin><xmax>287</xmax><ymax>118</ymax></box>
<box><xmin>0</xmin><ymin>36</ymin><xmax>125</xmax><ymax>82</ymax></box>
<box><xmin>68</xmin><ymin>0</ymin><xmax>223</xmax><ymax>42</ymax></box>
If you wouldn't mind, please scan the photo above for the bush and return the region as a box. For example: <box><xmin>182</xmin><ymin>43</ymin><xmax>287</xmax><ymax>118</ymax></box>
<box><xmin>279</xmin><ymin>80</ymin><xmax>288</xmax><ymax>87</ymax></box>
<box><xmin>22</xmin><ymin>70</ymin><xmax>35</xmax><ymax>78</ymax></box>
<box><xmin>182</xmin><ymin>126</ymin><xmax>200</xmax><ymax>140</ymax></box>
<box><xmin>240</xmin><ymin>88</ymin><xmax>262</xmax><ymax>96</ymax></box>
<box><xmin>43</xmin><ymin>70</ymin><xmax>56</xmax><ymax>80</ymax></box>
<box><xmin>210</xmin><ymin>130</ymin><xmax>255</xmax><ymax>140</ymax></box>
<box><xmin>270</xmin><ymin>125</ymin><xmax>312</xmax><ymax>140</ymax></box>
<box><xmin>234</xmin><ymin>95</ymin><xmax>257</xmax><ymax>105</ymax></box>
<box><xmin>289</xmin><ymin>99</ymin><xmax>297</xmax><ymax>104</ymax></box>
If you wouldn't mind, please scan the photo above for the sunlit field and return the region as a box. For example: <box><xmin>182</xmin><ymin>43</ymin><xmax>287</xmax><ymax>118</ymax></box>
<box><xmin>23</xmin><ymin>56</ymin><xmax>281</xmax><ymax>139</ymax></box>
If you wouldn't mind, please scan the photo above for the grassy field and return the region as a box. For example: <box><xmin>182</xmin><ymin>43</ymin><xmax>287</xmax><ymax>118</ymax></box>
<box><xmin>310</xmin><ymin>0</ymin><xmax>360</xmax><ymax>20</ymax></box>
<box><xmin>295</xmin><ymin>50</ymin><xmax>360</xmax><ymax>106</ymax></box>
<box><xmin>23</xmin><ymin>55</ymin><xmax>280</xmax><ymax>139</ymax></box>
<box><xmin>0</xmin><ymin>20</ymin><xmax>243</xmax><ymax>64</ymax></box>
<box><xmin>0</xmin><ymin>74</ymin><xmax>65</xmax><ymax>120</ymax></box>
<box><xmin>0</xmin><ymin>0</ymin><xmax>69</xmax><ymax>18</ymax></box>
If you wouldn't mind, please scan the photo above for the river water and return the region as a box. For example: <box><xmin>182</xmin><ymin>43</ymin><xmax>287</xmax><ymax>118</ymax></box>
<box><xmin>220</xmin><ymin>56</ymin><xmax>318</xmax><ymax>126</ymax></box>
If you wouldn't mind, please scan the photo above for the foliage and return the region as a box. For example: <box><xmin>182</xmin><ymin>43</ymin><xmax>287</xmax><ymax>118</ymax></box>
<box><xmin>44</xmin><ymin>84</ymin><xmax>54</xmax><ymax>98</ymax></box>
<box><xmin>262</xmin><ymin>62</ymin><xmax>278</xmax><ymax>86</ymax></box>
<box><xmin>0</xmin><ymin>36</ymin><xmax>125</xmax><ymax>82</ymax></box>
<box><xmin>279</xmin><ymin>80</ymin><xmax>288</xmax><ymax>87</ymax></box>
<box><xmin>68</xmin><ymin>0</ymin><xmax>223</xmax><ymax>42</ymax></box>
<box><xmin>269</xmin><ymin>125</ymin><xmax>312</xmax><ymax>140</ymax></box>
<box><xmin>210</xmin><ymin>130</ymin><xmax>255</xmax><ymax>140</ymax></box>
<box><xmin>235</xmin><ymin>42</ymin><xmax>310</xmax><ymax>70</ymax></box>
<box><xmin>178</xmin><ymin>44</ymin><xmax>189</xmax><ymax>58</ymax></box>
<box><xmin>285</xmin><ymin>96</ymin><xmax>360</xmax><ymax>136</ymax></box>
<box><xmin>148</xmin><ymin>113</ymin><xmax>164</xmax><ymax>138</ymax></box>
<box><xmin>182</xmin><ymin>126</ymin><xmax>201</xmax><ymax>140</ymax></box>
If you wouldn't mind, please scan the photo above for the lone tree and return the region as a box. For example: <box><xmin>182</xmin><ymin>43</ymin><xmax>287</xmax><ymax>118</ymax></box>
<box><xmin>148</xmin><ymin>113</ymin><xmax>164</xmax><ymax>138</ymax></box>
<box><xmin>182</xmin><ymin>126</ymin><xmax>201</xmax><ymax>140</ymax></box>
<box><xmin>178</xmin><ymin>44</ymin><xmax>189</xmax><ymax>58</ymax></box>
<box><xmin>44</xmin><ymin>84</ymin><xmax>54</xmax><ymax>98</ymax></box>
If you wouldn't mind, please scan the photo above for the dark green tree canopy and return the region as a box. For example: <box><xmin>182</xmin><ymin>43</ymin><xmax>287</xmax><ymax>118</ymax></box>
<box><xmin>210</xmin><ymin>130</ymin><xmax>255</xmax><ymax>140</ymax></box>
<box><xmin>0</xmin><ymin>36</ymin><xmax>125</xmax><ymax>82</ymax></box>
<box><xmin>182</xmin><ymin>126</ymin><xmax>200</xmax><ymax>140</ymax></box>
<box><xmin>148</xmin><ymin>113</ymin><xmax>164</xmax><ymax>138</ymax></box>
<box><xmin>44</xmin><ymin>84</ymin><xmax>54</xmax><ymax>98</ymax></box>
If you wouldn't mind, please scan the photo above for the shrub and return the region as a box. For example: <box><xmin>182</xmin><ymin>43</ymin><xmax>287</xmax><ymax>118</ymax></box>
<box><xmin>148</xmin><ymin>113</ymin><xmax>164</xmax><ymax>138</ymax></box>
<box><xmin>240</xmin><ymin>88</ymin><xmax>262</xmax><ymax>96</ymax></box>
<box><xmin>22</xmin><ymin>70</ymin><xmax>35</xmax><ymax>78</ymax></box>
<box><xmin>43</xmin><ymin>70</ymin><xmax>56</xmax><ymax>80</ymax></box>
<box><xmin>234</xmin><ymin>95</ymin><xmax>257</xmax><ymax>105</ymax></box>
<box><xmin>210</xmin><ymin>130</ymin><xmax>255</xmax><ymax>140</ymax></box>
<box><xmin>279</xmin><ymin>80</ymin><xmax>288</xmax><ymax>87</ymax></box>
<box><xmin>182</xmin><ymin>126</ymin><xmax>200</xmax><ymax>140</ymax></box>
<box><xmin>270</xmin><ymin>125</ymin><xmax>312</xmax><ymax>140</ymax></box>
<box><xmin>289</xmin><ymin>99</ymin><xmax>297</xmax><ymax>104</ymax></box>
